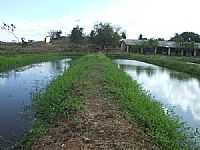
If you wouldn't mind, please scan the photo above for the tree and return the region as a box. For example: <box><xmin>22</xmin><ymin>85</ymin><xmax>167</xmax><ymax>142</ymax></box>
<box><xmin>139</xmin><ymin>34</ymin><xmax>143</xmax><ymax>40</ymax></box>
<box><xmin>0</xmin><ymin>22</ymin><xmax>19</xmax><ymax>42</ymax></box>
<box><xmin>48</xmin><ymin>30</ymin><xmax>62</xmax><ymax>40</ymax></box>
<box><xmin>112</xmin><ymin>31</ymin><xmax>121</xmax><ymax>47</ymax></box>
<box><xmin>183</xmin><ymin>41</ymin><xmax>198</xmax><ymax>52</ymax></box>
<box><xmin>157</xmin><ymin>38</ymin><xmax>165</xmax><ymax>41</ymax></box>
<box><xmin>69</xmin><ymin>26</ymin><xmax>84</xmax><ymax>43</ymax></box>
<box><xmin>170</xmin><ymin>32</ymin><xmax>200</xmax><ymax>43</ymax></box>
<box><xmin>138</xmin><ymin>34</ymin><xmax>147</xmax><ymax>40</ymax></box>
<box><xmin>89</xmin><ymin>23</ymin><xmax>122</xmax><ymax>49</ymax></box>
<box><xmin>21</xmin><ymin>37</ymin><xmax>28</xmax><ymax>47</ymax></box>
<box><xmin>140</xmin><ymin>38</ymin><xmax>158</xmax><ymax>48</ymax></box>
<box><xmin>89</xmin><ymin>30</ymin><xmax>96</xmax><ymax>42</ymax></box>
<box><xmin>147</xmin><ymin>38</ymin><xmax>159</xmax><ymax>48</ymax></box>
<box><xmin>173</xmin><ymin>33</ymin><xmax>184</xmax><ymax>48</ymax></box>
<box><xmin>121</xmin><ymin>32</ymin><xmax>126</xmax><ymax>39</ymax></box>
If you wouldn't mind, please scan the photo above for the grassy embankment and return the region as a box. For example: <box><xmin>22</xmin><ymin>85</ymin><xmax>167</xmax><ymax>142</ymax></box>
<box><xmin>20</xmin><ymin>54</ymin><xmax>190</xmax><ymax>149</ymax></box>
<box><xmin>0</xmin><ymin>53</ymin><xmax>69</xmax><ymax>72</ymax></box>
<box><xmin>170</xmin><ymin>56</ymin><xmax>200</xmax><ymax>64</ymax></box>
<box><xmin>108</xmin><ymin>53</ymin><xmax>200</xmax><ymax>78</ymax></box>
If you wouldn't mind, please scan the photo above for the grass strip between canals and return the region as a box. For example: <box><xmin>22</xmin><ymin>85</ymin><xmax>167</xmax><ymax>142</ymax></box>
<box><xmin>108</xmin><ymin>53</ymin><xmax>200</xmax><ymax>78</ymax></box>
<box><xmin>0</xmin><ymin>53</ymin><xmax>67</xmax><ymax>72</ymax></box>
<box><xmin>21</xmin><ymin>53</ymin><xmax>191</xmax><ymax>149</ymax></box>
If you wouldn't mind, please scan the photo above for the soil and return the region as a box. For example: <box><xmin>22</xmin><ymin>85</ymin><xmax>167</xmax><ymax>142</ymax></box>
<box><xmin>32</xmin><ymin>69</ymin><xmax>159</xmax><ymax>150</ymax></box>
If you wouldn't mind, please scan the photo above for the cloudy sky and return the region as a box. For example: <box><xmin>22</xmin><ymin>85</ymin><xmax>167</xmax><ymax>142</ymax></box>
<box><xmin>0</xmin><ymin>0</ymin><xmax>200</xmax><ymax>42</ymax></box>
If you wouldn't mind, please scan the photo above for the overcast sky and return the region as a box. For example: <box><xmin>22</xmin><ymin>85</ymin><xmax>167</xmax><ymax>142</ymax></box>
<box><xmin>0</xmin><ymin>0</ymin><xmax>200</xmax><ymax>42</ymax></box>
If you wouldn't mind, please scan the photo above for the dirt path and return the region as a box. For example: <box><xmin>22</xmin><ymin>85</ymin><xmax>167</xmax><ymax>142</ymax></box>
<box><xmin>32</xmin><ymin>70</ymin><xmax>159</xmax><ymax>150</ymax></box>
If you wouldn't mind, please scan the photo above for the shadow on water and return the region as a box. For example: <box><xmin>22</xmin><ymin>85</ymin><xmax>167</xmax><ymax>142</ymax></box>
<box><xmin>114</xmin><ymin>59</ymin><xmax>200</xmax><ymax>148</ymax></box>
<box><xmin>0</xmin><ymin>58</ymin><xmax>71</xmax><ymax>149</ymax></box>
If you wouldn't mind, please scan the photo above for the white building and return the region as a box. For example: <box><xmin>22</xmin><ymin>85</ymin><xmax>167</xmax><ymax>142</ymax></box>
<box><xmin>44</xmin><ymin>36</ymin><xmax>51</xmax><ymax>43</ymax></box>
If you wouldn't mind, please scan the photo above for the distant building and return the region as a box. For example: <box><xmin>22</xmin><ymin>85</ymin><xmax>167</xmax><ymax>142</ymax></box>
<box><xmin>120</xmin><ymin>39</ymin><xmax>200</xmax><ymax>56</ymax></box>
<box><xmin>44</xmin><ymin>36</ymin><xmax>51</xmax><ymax>43</ymax></box>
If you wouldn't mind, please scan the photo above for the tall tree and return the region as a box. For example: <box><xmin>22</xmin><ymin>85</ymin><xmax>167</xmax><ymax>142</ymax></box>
<box><xmin>69</xmin><ymin>26</ymin><xmax>84</xmax><ymax>43</ymax></box>
<box><xmin>147</xmin><ymin>38</ymin><xmax>159</xmax><ymax>48</ymax></box>
<box><xmin>121</xmin><ymin>32</ymin><xmax>126</xmax><ymax>39</ymax></box>
<box><xmin>173</xmin><ymin>33</ymin><xmax>184</xmax><ymax>48</ymax></box>
<box><xmin>48</xmin><ymin>30</ymin><xmax>62</xmax><ymax>40</ymax></box>
<box><xmin>139</xmin><ymin>34</ymin><xmax>143</xmax><ymax>40</ymax></box>
<box><xmin>170</xmin><ymin>32</ymin><xmax>200</xmax><ymax>43</ymax></box>
<box><xmin>89</xmin><ymin>30</ymin><xmax>96</xmax><ymax>43</ymax></box>
<box><xmin>89</xmin><ymin>23</ymin><xmax>122</xmax><ymax>49</ymax></box>
<box><xmin>112</xmin><ymin>31</ymin><xmax>121</xmax><ymax>47</ymax></box>
<box><xmin>141</xmin><ymin>38</ymin><xmax>158</xmax><ymax>48</ymax></box>
<box><xmin>157</xmin><ymin>38</ymin><xmax>165</xmax><ymax>41</ymax></box>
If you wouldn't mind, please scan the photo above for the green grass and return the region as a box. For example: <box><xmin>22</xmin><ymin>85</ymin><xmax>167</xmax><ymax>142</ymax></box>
<box><xmin>171</xmin><ymin>56</ymin><xmax>200</xmax><ymax>64</ymax></box>
<box><xmin>20</xmin><ymin>54</ymin><xmax>191</xmax><ymax>149</ymax></box>
<box><xmin>108</xmin><ymin>53</ymin><xmax>200</xmax><ymax>78</ymax></box>
<box><xmin>0</xmin><ymin>53</ymin><xmax>67</xmax><ymax>72</ymax></box>
<box><xmin>98</xmin><ymin>54</ymin><xmax>189</xmax><ymax>149</ymax></box>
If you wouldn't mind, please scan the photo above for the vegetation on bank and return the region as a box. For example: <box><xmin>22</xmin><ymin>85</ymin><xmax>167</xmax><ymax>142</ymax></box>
<box><xmin>0</xmin><ymin>53</ymin><xmax>67</xmax><ymax>72</ymax></box>
<box><xmin>19</xmin><ymin>54</ymin><xmax>191</xmax><ymax>149</ymax></box>
<box><xmin>19</xmin><ymin>54</ymin><xmax>90</xmax><ymax>149</ymax></box>
<box><xmin>108</xmin><ymin>53</ymin><xmax>200</xmax><ymax>78</ymax></box>
<box><xmin>169</xmin><ymin>56</ymin><xmax>200</xmax><ymax>64</ymax></box>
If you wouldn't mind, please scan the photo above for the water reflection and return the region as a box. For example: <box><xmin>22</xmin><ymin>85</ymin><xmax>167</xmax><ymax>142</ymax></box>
<box><xmin>115</xmin><ymin>59</ymin><xmax>200</xmax><ymax>128</ymax></box>
<box><xmin>0</xmin><ymin>58</ymin><xmax>71</xmax><ymax>148</ymax></box>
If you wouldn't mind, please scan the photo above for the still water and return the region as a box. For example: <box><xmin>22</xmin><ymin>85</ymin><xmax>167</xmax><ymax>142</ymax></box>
<box><xmin>0</xmin><ymin>58</ymin><xmax>71</xmax><ymax>148</ymax></box>
<box><xmin>115</xmin><ymin>59</ymin><xmax>200</xmax><ymax>129</ymax></box>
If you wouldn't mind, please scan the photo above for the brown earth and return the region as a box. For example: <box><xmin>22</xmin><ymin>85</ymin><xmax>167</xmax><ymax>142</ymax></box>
<box><xmin>31</xmin><ymin>69</ymin><xmax>159</xmax><ymax>150</ymax></box>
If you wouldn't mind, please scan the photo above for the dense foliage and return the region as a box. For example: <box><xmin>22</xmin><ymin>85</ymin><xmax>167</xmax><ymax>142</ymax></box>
<box><xmin>170</xmin><ymin>32</ymin><xmax>200</xmax><ymax>43</ymax></box>
<box><xmin>89</xmin><ymin>23</ymin><xmax>122</xmax><ymax>48</ymax></box>
<box><xmin>141</xmin><ymin>38</ymin><xmax>159</xmax><ymax>48</ymax></box>
<box><xmin>121</xmin><ymin>32</ymin><xmax>126</xmax><ymax>39</ymax></box>
<box><xmin>48</xmin><ymin>30</ymin><xmax>62</xmax><ymax>40</ymax></box>
<box><xmin>69</xmin><ymin>26</ymin><xmax>84</xmax><ymax>43</ymax></box>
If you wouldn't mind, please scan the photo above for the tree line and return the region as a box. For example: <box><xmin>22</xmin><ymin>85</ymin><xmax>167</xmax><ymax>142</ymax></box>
<box><xmin>133</xmin><ymin>32</ymin><xmax>200</xmax><ymax>50</ymax></box>
<box><xmin>68</xmin><ymin>26</ymin><xmax>200</xmax><ymax>50</ymax></box>
<box><xmin>45</xmin><ymin>29</ymin><xmax>200</xmax><ymax>50</ymax></box>
<box><xmin>2</xmin><ymin>21</ymin><xmax>200</xmax><ymax>50</ymax></box>
<box><xmin>68</xmin><ymin>23</ymin><xmax>126</xmax><ymax>49</ymax></box>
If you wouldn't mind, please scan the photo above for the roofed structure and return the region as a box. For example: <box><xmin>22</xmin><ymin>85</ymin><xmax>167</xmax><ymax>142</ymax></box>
<box><xmin>121</xmin><ymin>39</ymin><xmax>200</xmax><ymax>49</ymax></box>
<box><xmin>120</xmin><ymin>39</ymin><xmax>200</xmax><ymax>56</ymax></box>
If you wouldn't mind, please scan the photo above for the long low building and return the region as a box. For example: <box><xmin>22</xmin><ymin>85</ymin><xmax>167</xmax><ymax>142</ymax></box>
<box><xmin>120</xmin><ymin>39</ymin><xmax>200</xmax><ymax>56</ymax></box>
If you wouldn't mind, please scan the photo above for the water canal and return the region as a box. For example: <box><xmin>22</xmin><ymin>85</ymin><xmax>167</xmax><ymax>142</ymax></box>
<box><xmin>115</xmin><ymin>59</ymin><xmax>200</xmax><ymax>130</ymax></box>
<box><xmin>1</xmin><ymin>57</ymin><xmax>200</xmax><ymax>148</ymax></box>
<box><xmin>0</xmin><ymin>58</ymin><xmax>71</xmax><ymax>149</ymax></box>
